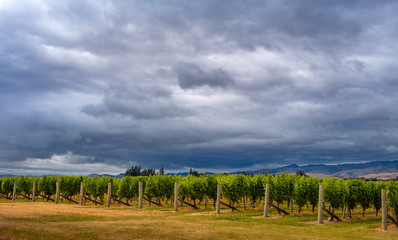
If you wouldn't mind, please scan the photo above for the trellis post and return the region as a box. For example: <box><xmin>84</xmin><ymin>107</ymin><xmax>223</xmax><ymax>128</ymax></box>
<box><xmin>55</xmin><ymin>181</ymin><xmax>60</xmax><ymax>204</ymax></box>
<box><xmin>263</xmin><ymin>183</ymin><xmax>270</xmax><ymax>217</ymax></box>
<box><xmin>32</xmin><ymin>181</ymin><xmax>36</xmax><ymax>202</ymax></box>
<box><xmin>174</xmin><ymin>182</ymin><xmax>179</xmax><ymax>212</ymax></box>
<box><xmin>318</xmin><ymin>185</ymin><xmax>324</xmax><ymax>224</ymax></box>
<box><xmin>138</xmin><ymin>181</ymin><xmax>143</xmax><ymax>209</ymax></box>
<box><xmin>216</xmin><ymin>183</ymin><xmax>221</xmax><ymax>215</ymax></box>
<box><xmin>107</xmin><ymin>182</ymin><xmax>112</xmax><ymax>208</ymax></box>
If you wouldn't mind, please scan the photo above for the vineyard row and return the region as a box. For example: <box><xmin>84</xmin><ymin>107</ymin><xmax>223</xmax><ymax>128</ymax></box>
<box><xmin>1</xmin><ymin>174</ymin><xmax>398</xmax><ymax>229</ymax></box>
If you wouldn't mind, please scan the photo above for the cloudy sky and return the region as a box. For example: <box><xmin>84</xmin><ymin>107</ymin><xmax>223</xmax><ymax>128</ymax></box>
<box><xmin>1</xmin><ymin>0</ymin><xmax>398</xmax><ymax>175</ymax></box>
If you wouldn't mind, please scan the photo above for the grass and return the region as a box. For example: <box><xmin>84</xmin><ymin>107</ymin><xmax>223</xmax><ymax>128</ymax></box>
<box><xmin>0</xmin><ymin>199</ymin><xmax>398</xmax><ymax>239</ymax></box>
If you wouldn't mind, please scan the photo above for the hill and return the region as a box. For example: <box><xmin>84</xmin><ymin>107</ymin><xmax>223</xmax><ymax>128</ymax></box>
<box><xmin>248</xmin><ymin>160</ymin><xmax>398</xmax><ymax>179</ymax></box>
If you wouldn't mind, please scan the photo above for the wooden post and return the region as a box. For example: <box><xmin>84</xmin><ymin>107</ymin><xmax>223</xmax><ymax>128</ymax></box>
<box><xmin>382</xmin><ymin>189</ymin><xmax>387</xmax><ymax>231</ymax></box>
<box><xmin>205</xmin><ymin>179</ymin><xmax>208</xmax><ymax>209</ymax></box>
<box><xmin>12</xmin><ymin>181</ymin><xmax>17</xmax><ymax>201</ymax></box>
<box><xmin>290</xmin><ymin>197</ymin><xmax>293</xmax><ymax>214</ymax></box>
<box><xmin>263</xmin><ymin>183</ymin><xmax>270</xmax><ymax>217</ymax></box>
<box><xmin>174</xmin><ymin>182</ymin><xmax>179</xmax><ymax>212</ymax></box>
<box><xmin>216</xmin><ymin>183</ymin><xmax>221</xmax><ymax>215</ymax></box>
<box><xmin>342</xmin><ymin>204</ymin><xmax>346</xmax><ymax>219</ymax></box>
<box><xmin>318</xmin><ymin>185</ymin><xmax>324</xmax><ymax>224</ymax></box>
<box><xmin>55</xmin><ymin>181</ymin><xmax>60</xmax><ymax>204</ymax></box>
<box><xmin>107</xmin><ymin>182</ymin><xmax>112</xmax><ymax>208</ymax></box>
<box><xmin>80</xmin><ymin>182</ymin><xmax>84</xmax><ymax>206</ymax></box>
<box><xmin>138</xmin><ymin>181</ymin><xmax>143</xmax><ymax>209</ymax></box>
<box><xmin>32</xmin><ymin>181</ymin><xmax>36</xmax><ymax>202</ymax></box>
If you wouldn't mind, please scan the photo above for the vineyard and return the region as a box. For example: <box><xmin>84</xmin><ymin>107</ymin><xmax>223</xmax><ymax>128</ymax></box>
<box><xmin>1</xmin><ymin>174</ymin><xmax>398</xmax><ymax>230</ymax></box>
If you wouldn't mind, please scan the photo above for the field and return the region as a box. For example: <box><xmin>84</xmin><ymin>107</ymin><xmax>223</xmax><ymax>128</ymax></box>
<box><xmin>1</xmin><ymin>199</ymin><xmax>398</xmax><ymax>240</ymax></box>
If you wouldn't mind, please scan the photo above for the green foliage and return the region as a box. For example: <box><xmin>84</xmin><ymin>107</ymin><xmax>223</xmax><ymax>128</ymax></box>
<box><xmin>370</xmin><ymin>181</ymin><xmax>385</xmax><ymax>212</ymax></box>
<box><xmin>345</xmin><ymin>179</ymin><xmax>362</xmax><ymax>211</ymax></box>
<box><xmin>323</xmin><ymin>177</ymin><xmax>346</xmax><ymax>209</ymax></box>
<box><xmin>119</xmin><ymin>176</ymin><xmax>148</xmax><ymax>199</ymax></box>
<box><xmin>1</xmin><ymin>177</ymin><xmax>14</xmax><ymax>195</ymax></box>
<box><xmin>307</xmin><ymin>177</ymin><xmax>319</xmax><ymax>210</ymax></box>
<box><xmin>272</xmin><ymin>174</ymin><xmax>294</xmax><ymax>204</ymax></box>
<box><xmin>204</xmin><ymin>174</ymin><xmax>218</xmax><ymax>200</ymax></box>
<box><xmin>177</xmin><ymin>175</ymin><xmax>206</xmax><ymax>202</ymax></box>
<box><xmin>264</xmin><ymin>174</ymin><xmax>275</xmax><ymax>202</ymax></box>
<box><xmin>118</xmin><ymin>176</ymin><xmax>135</xmax><ymax>200</ymax></box>
<box><xmin>145</xmin><ymin>175</ymin><xmax>173</xmax><ymax>200</ymax></box>
<box><xmin>357</xmin><ymin>181</ymin><xmax>372</xmax><ymax>213</ymax></box>
<box><xmin>157</xmin><ymin>175</ymin><xmax>174</xmax><ymax>199</ymax></box>
<box><xmin>84</xmin><ymin>177</ymin><xmax>109</xmax><ymax>203</ymax></box>
<box><xmin>247</xmin><ymin>175</ymin><xmax>265</xmax><ymax>202</ymax></box>
<box><xmin>38</xmin><ymin>176</ymin><xmax>57</xmax><ymax>196</ymax></box>
<box><xmin>190</xmin><ymin>175</ymin><xmax>207</xmax><ymax>201</ymax></box>
<box><xmin>59</xmin><ymin>176</ymin><xmax>83</xmax><ymax>198</ymax></box>
<box><xmin>16</xmin><ymin>176</ymin><xmax>33</xmax><ymax>195</ymax></box>
<box><xmin>386</xmin><ymin>181</ymin><xmax>398</xmax><ymax>213</ymax></box>
<box><xmin>109</xmin><ymin>177</ymin><xmax>120</xmax><ymax>197</ymax></box>
<box><xmin>293</xmin><ymin>176</ymin><xmax>310</xmax><ymax>210</ymax></box>
<box><xmin>178</xmin><ymin>175</ymin><xmax>191</xmax><ymax>200</ymax></box>
<box><xmin>0</xmin><ymin>173</ymin><xmax>395</xmax><ymax>216</ymax></box>
<box><xmin>218</xmin><ymin>175</ymin><xmax>248</xmax><ymax>204</ymax></box>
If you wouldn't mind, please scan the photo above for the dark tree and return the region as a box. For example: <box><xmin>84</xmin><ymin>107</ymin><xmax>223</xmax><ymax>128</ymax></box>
<box><xmin>296</xmin><ymin>170</ymin><xmax>307</xmax><ymax>177</ymax></box>
<box><xmin>159</xmin><ymin>166</ymin><xmax>164</xmax><ymax>175</ymax></box>
<box><xmin>142</xmin><ymin>168</ymin><xmax>156</xmax><ymax>176</ymax></box>
<box><xmin>189</xmin><ymin>168</ymin><xmax>199</xmax><ymax>177</ymax></box>
<box><xmin>125</xmin><ymin>165</ymin><xmax>142</xmax><ymax>176</ymax></box>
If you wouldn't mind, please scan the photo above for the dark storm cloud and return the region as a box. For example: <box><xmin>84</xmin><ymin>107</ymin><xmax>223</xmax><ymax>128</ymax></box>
<box><xmin>175</xmin><ymin>63</ymin><xmax>233</xmax><ymax>89</ymax></box>
<box><xmin>82</xmin><ymin>94</ymin><xmax>193</xmax><ymax>119</ymax></box>
<box><xmin>1</xmin><ymin>0</ymin><xmax>398</xmax><ymax>175</ymax></box>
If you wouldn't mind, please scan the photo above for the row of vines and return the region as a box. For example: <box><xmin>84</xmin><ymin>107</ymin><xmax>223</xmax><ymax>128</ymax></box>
<box><xmin>1</xmin><ymin>174</ymin><xmax>398</xmax><ymax>218</ymax></box>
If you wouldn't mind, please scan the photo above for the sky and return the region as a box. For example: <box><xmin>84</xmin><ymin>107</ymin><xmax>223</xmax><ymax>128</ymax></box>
<box><xmin>1</xmin><ymin>0</ymin><xmax>398</xmax><ymax>176</ymax></box>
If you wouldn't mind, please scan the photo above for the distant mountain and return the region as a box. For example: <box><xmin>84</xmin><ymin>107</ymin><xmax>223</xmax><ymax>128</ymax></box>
<box><xmin>0</xmin><ymin>174</ymin><xmax>16</xmax><ymax>178</ymax></box>
<box><xmin>87</xmin><ymin>173</ymin><xmax>125</xmax><ymax>178</ymax></box>
<box><xmin>166</xmin><ymin>172</ymin><xmax>215</xmax><ymax>176</ymax></box>
<box><xmin>167</xmin><ymin>172</ymin><xmax>189</xmax><ymax>177</ymax></box>
<box><xmin>87</xmin><ymin>172</ymin><xmax>215</xmax><ymax>177</ymax></box>
<box><xmin>89</xmin><ymin>160</ymin><xmax>398</xmax><ymax>179</ymax></box>
<box><xmin>4</xmin><ymin>160</ymin><xmax>396</xmax><ymax>179</ymax></box>
<box><xmin>245</xmin><ymin>160</ymin><xmax>398</xmax><ymax>179</ymax></box>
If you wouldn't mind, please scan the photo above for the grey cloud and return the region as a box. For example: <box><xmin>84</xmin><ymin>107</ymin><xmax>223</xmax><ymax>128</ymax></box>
<box><xmin>344</xmin><ymin>59</ymin><xmax>365</xmax><ymax>72</ymax></box>
<box><xmin>117</xmin><ymin>0</ymin><xmax>380</xmax><ymax>52</ymax></box>
<box><xmin>1</xmin><ymin>0</ymin><xmax>398</xmax><ymax>175</ymax></box>
<box><xmin>82</xmin><ymin>94</ymin><xmax>193</xmax><ymax>119</ymax></box>
<box><xmin>175</xmin><ymin>63</ymin><xmax>233</xmax><ymax>89</ymax></box>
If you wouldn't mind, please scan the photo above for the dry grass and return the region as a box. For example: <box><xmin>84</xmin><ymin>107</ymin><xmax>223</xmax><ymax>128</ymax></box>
<box><xmin>0</xmin><ymin>202</ymin><xmax>156</xmax><ymax>218</ymax></box>
<box><xmin>359</xmin><ymin>173</ymin><xmax>398</xmax><ymax>179</ymax></box>
<box><xmin>1</xmin><ymin>200</ymin><xmax>398</xmax><ymax>240</ymax></box>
